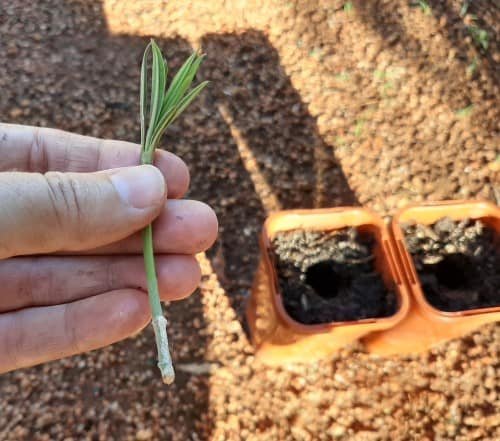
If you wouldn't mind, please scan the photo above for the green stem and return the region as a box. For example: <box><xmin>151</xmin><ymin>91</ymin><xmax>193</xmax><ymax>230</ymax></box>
<box><xmin>141</xmin><ymin>148</ymin><xmax>174</xmax><ymax>384</ymax></box>
<box><xmin>141</xmin><ymin>150</ymin><xmax>159</xmax><ymax>314</ymax></box>
<box><xmin>142</xmin><ymin>224</ymin><xmax>162</xmax><ymax>317</ymax></box>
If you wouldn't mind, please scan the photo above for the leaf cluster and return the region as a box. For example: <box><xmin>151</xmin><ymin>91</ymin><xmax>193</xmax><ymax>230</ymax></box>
<box><xmin>140</xmin><ymin>40</ymin><xmax>208</xmax><ymax>162</ymax></box>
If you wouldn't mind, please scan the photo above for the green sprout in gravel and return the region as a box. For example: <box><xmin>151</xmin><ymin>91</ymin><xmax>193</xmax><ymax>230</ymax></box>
<box><xmin>467</xmin><ymin>26</ymin><xmax>489</xmax><ymax>51</ymax></box>
<box><xmin>410</xmin><ymin>0</ymin><xmax>431</xmax><ymax>15</ymax></box>
<box><xmin>455</xmin><ymin>104</ymin><xmax>474</xmax><ymax>118</ymax></box>
<box><xmin>417</xmin><ymin>0</ymin><xmax>432</xmax><ymax>15</ymax></box>
<box><xmin>460</xmin><ymin>1</ymin><xmax>470</xmax><ymax>17</ymax></box>
<box><xmin>343</xmin><ymin>1</ymin><xmax>354</xmax><ymax>13</ymax></box>
<box><xmin>353</xmin><ymin>119</ymin><xmax>365</xmax><ymax>137</ymax></box>
<box><xmin>467</xmin><ymin>57</ymin><xmax>479</xmax><ymax>77</ymax></box>
<box><xmin>140</xmin><ymin>39</ymin><xmax>208</xmax><ymax>384</ymax></box>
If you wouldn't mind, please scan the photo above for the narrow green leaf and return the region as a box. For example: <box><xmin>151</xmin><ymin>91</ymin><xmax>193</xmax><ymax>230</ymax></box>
<box><xmin>170</xmin><ymin>81</ymin><xmax>209</xmax><ymax>123</ymax></box>
<box><xmin>149</xmin><ymin>81</ymin><xmax>208</xmax><ymax>149</ymax></box>
<box><xmin>140</xmin><ymin>42</ymin><xmax>152</xmax><ymax>151</ymax></box>
<box><xmin>149</xmin><ymin>107</ymin><xmax>178</xmax><ymax>150</ymax></box>
<box><xmin>150</xmin><ymin>81</ymin><xmax>209</xmax><ymax>149</ymax></box>
<box><xmin>149</xmin><ymin>40</ymin><xmax>167</xmax><ymax>131</ymax></box>
<box><xmin>162</xmin><ymin>58</ymin><xmax>168</xmax><ymax>91</ymax></box>
<box><xmin>162</xmin><ymin>52</ymin><xmax>203</xmax><ymax>111</ymax></box>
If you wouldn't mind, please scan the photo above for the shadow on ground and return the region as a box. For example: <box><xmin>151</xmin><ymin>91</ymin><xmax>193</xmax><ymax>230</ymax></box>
<box><xmin>0</xmin><ymin>1</ymin><xmax>358</xmax><ymax>439</ymax></box>
<box><xmin>1</xmin><ymin>1</ymin><xmax>499</xmax><ymax>440</ymax></box>
<box><xmin>172</xmin><ymin>30</ymin><xmax>358</xmax><ymax>317</ymax></box>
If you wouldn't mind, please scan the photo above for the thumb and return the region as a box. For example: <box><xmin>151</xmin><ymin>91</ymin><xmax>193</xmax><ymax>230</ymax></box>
<box><xmin>0</xmin><ymin>165</ymin><xmax>166</xmax><ymax>258</ymax></box>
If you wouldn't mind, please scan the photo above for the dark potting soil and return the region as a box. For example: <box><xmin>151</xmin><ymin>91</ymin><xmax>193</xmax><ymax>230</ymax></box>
<box><xmin>271</xmin><ymin>228</ymin><xmax>397</xmax><ymax>325</ymax></box>
<box><xmin>402</xmin><ymin>218</ymin><xmax>500</xmax><ymax>312</ymax></box>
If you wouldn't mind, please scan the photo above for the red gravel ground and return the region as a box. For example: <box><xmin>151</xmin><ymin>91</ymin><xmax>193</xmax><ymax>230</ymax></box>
<box><xmin>0</xmin><ymin>1</ymin><xmax>499</xmax><ymax>440</ymax></box>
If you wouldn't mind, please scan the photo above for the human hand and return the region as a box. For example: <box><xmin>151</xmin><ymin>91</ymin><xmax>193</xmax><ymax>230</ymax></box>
<box><xmin>0</xmin><ymin>123</ymin><xmax>218</xmax><ymax>373</ymax></box>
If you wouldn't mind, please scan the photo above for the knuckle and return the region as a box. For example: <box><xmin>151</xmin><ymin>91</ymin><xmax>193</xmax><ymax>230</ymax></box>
<box><xmin>28</xmin><ymin>127</ymin><xmax>48</xmax><ymax>172</ymax></box>
<box><xmin>63</xmin><ymin>303</ymin><xmax>81</xmax><ymax>356</ymax></box>
<box><xmin>43</xmin><ymin>172</ymin><xmax>86</xmax><ymax>239</ymax></box>
<box><xmin>2</xmin><ymin>315</ymin><xmax>24</xmax><ymax>370</ymax></box>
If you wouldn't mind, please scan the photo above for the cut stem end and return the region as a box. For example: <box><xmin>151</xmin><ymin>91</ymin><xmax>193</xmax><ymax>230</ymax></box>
<box><xmin>151</xmin><ymin>315</ymin><xmax>175</xmax><ymax>385</ymax></box>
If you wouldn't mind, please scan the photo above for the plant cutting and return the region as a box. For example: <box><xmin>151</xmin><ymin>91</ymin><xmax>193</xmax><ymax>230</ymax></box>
<box><xmin>139</xmin><ymin>40</ymin><xmax>208</xmax><ymax>383</ymax></box>
<box><xmin>246</xmin><ymin>207</ymin><xmax>410</xmax><ymax>365</ymax></box>
<box><xmin>364</xmin><ymin>200</ymin><xmax>500</xmax><ymax>355</ymax></box>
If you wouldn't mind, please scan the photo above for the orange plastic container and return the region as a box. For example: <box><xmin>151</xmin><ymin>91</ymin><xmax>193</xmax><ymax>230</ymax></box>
<box><xmin>246</xmin><ymin>207</ymin><xmax>411</xmax><ymax>365</ymax></box>
<box><xmin>364</xmin><ymin>200</ymin><xmax>500</xmax><ymax>355</ymax></box>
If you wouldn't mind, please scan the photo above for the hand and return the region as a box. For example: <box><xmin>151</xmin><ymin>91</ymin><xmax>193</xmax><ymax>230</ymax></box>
<box><xmin>0</xmin><ymin>123</ymin><xmax>218</xmax><ymax>373</ymax></box>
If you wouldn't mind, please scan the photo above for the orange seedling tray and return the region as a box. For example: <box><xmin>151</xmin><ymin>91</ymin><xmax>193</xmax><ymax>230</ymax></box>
<box><xmin>364</xmin><ymin>200</ymin><xmax>500</xmax><ymax>355</ymax></box>
<box><xmin>246</xmin><ymin>207</ymin><xmax>410</xmax><ymax>365</ymax></box>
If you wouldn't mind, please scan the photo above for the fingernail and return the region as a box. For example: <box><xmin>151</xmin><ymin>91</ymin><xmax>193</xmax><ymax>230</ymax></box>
<box><xmin>110</xmin><ymin>165</ymin><xmax>165</xmax><ymax>209</ymax></box>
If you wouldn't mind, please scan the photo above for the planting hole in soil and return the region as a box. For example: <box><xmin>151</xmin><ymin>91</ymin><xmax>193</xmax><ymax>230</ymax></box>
<box><xmin>402</xmin><ymin>217</ymin><xmax>500</xmax><ymax>312</ymax></box>
<box><xmin>304</xmin><ymin>261</ymin><xmax>352</xmax><ymax>299</ymax></box>
<box><xmin>433</xmin><ymin>254</ymin><xmax>477</xmax><ymax>290</ymax></box>
<box><xmin>271</xmin><ymin>228</ymin><xmax>397</xmax><ymax>325</ymax></box>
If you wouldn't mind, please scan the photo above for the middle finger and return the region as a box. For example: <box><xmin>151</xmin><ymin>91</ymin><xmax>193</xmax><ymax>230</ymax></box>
<box><xmin>86</xmin><ymin>199</ymin><xmax>219</xmax><ymax>255</ymax></box>
<box><xmin>0</xmin><ymin>254</ymin><xmax>201</xmax><ymax>312</ymax></box>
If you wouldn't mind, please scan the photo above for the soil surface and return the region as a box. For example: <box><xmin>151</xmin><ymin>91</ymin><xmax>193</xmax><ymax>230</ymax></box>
<box><xmin>272</xmin><ymin>229</ymin><xmax>397</xmax><ymax>324</ymax></box>
<box><xmin>403</xmin><ymin>218</ymin><xmax>500</xmax><ymax>311</ymax></box>
<box><xmin>1</xmin><ymin>1</ymin><xmax>499</xmax><ymax>440</ymax></box>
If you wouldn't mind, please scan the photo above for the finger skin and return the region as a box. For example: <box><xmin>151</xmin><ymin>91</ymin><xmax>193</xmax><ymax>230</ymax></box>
<box><xmin>0</xmin><ymin>166</ymin><xmax>166</xmax><ymax>258</ymax></box>
<box><xmin>0</xmin><ymin>123</ymin><xmax>190</xmax><ymax>198</ymax></box>
<box><xmin>88</xmin><ymin>199</ymin><xmax>219</xmax><ymax>255</ymax></box>
<box><xmin>0</xmin><ymin>290</ymin><xmax>150</xmax><ymax>374</ymax></box>
<box><xmin>0</xmin><ymin>255</ymin><xmax>201</xmax><ymax>312</ymax></box>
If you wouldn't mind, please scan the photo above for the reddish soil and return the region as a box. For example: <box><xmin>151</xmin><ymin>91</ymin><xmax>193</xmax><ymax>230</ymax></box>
<box><xmin>0</xmin><ymin>1</ymin><xmax>499</xmax><ymax>440</ymax></box>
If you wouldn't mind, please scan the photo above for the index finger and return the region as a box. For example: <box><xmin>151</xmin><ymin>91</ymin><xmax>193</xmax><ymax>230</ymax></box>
<box><xmin>0</xmin><ymin>123</ymin><xmax>190</xmax><ymax>199</ymax></box>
